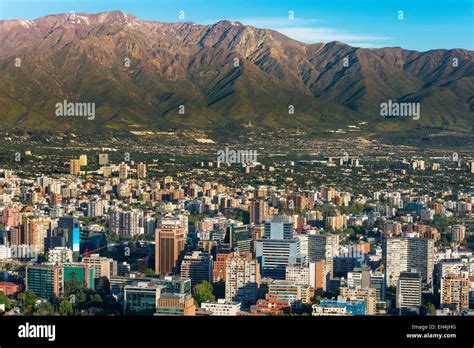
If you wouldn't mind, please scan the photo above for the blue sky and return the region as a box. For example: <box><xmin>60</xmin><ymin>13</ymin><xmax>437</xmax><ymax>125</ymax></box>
<box><xmin>0</xmin><ymin>0</ymin><xmax>472</xmax><ymax>51</ymax></box>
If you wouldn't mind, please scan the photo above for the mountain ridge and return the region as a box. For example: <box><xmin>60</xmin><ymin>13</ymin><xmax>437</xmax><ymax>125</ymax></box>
<box><xmin>0</xmin><ymin>11</ymin><xmax>472</xmax><ymax>133</ymax></box>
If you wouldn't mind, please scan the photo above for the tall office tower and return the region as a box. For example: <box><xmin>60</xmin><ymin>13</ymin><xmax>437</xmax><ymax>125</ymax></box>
<box><xmin>347</xmin><ymin>266</ymin><xmax>385</xmax><ymax>301</ymax></box>
<box><xmin>137</xmin><ymin>162</ymin><xmax>147</xmax><ymax>179</ymax></box>
<box><xmin>450</xmin><ymin>224</ymin><xmax>466</xmax><ymax>243</ymax></box>
<box><xmin>118</xmin><ymin>162</ymin><xmax>129</xmax><ymax>180</ymax></box>
<box><xmin>229</xmin><ymin>225</ymin><xmax>252</xmax><ymax>257</ymax></box>
<box><xmin>225</xmin><ymin>255</ymin><xmax>260</xmax><ymax>307</ymax></box>
<box><xmin>98</xmin><ymin>153</ymin><xmax>109</xmax><ymax>165</ymax></box>
<box><xmin>396</xmin><ymin>271</ymin><xmax>422</xmax><ymax>315</ymax></box>
<box><xmin>264</xmin><ymin>214</ymin><xmax>293</xmax><ymax>239</ymax></box>
<box><xmin>256</xmin><ymin>214</ymin><xmax>302</xmax><ymax>279</ymax></box>
<box><xmin>155</xmin><ymin>219</ymin><xmax>186</xmax><ymax>275</ymax></box>
<box><xmin>383</xmin><ymin>237</ymin><xmax>434</xmax><ymax>288</ymax></box>
<box><xmin>78</xmin><ymin>154</ymin><xmax>88</xmax><ymax>166</ymax></box>
<box><xmin>58</xmin><ymin>215</ymin><xmax>80</xmax><ymax>252</ymax></box>
<box><xmin>69</xmin><ymin>159</ymin><xmax>81</xmax><ymax>175</ymax></box>
<box><xmin>250</xmin><ymin>200</ymin><xmax>268</xmax><ymax>225</ymax></box>
<box><xmin>256</xmin><ymin>238</ymin><xmax>301</xmax><ymax>280</ymax></box>
<box><xmin>440</xmin><ymin>270</ymin><xmax>469</xmax><ymax>311</ymax></box>
<box><xmin>307</xmin><ymin>234</ymin><xmax>339</xmax><ymax>279</ymax></box>
<box><xmin>339</xmin><ymin>286</ymin><xmax>377</xmax><ymax>315</ymax></box>
<box><xmin>26</xmin><ymin>264</ymin><xmax>64</xmax><ymax>300</ymax></box>
<box><xmin>180</xmin><ymin>251</ymin><xmax>213</xmax><ymax>287</ymax></box>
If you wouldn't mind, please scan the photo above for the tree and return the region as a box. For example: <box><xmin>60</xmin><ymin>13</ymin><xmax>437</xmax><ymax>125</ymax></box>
<box><xmin>34</xmin><ymin>302</ymin><xmax>56</xmax><ymax>316</ymax></box>
<box><xmin>313</xmin><ymin>295</ymin><xmax>321</xmax><ymax>304</ymax></box>
<box><xmin>91</xmin><ymin>294</ymin><xmax>103</xmax><ymax>304</ymax></box>
<box><xmin>18</xmin><ymin>290</ymin><xmax>36</xmax><ymax>313</ymax></box>
<box><xmin>421</xmin><ymin>302</ymin><xmax>436</xmax><ymax>316</ymax></box>
<box><xmin>0</xmin><ymin>291</ymin><xmax>12</xmax><ymax>310</ymax></box>
<box><xmin>193</xmin><ymin>281</ymin><xmax>215</xmax><ymax>305</ymax></box>
<box><xmin>59</xmin><ymin>299</ymin><xmax>74</xmax><ymax>315</ymax></box>
<box><xmin>145</xmin><ymin>268</ymin><xmax>157</xmax><ymax>277</ymax></box>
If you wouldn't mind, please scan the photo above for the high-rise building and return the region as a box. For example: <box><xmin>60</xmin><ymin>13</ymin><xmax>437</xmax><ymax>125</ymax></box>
<box><xmin>383</xmin><ymin>237</ymin><xmax>434</xmax><ymax>288</ymax></box>
<box><xmin>396</xmin><ymin>271</ymin><xmax>422</xmax><ymax>315</ymax></box>
<box><xmin>225</xmin><ymin>255</ymin><xmax>260</xmax><ymax>307</ymax></box>
<box><xmin>347</xmin><ymin>266</ymin><xmax>385</xmax><ymax>301</ymax></box>
<box><xmin>98</xmin><ymin>154</ymin><xmax>109</xmax><ymax>166</ymax></box>
<box><xmin>180</xmin><ymin>251</ymin><xmax>213</xmax><ymax>287</ymax></box>
<box><xmin>250</xmin><ymin>200</ymin><xmax>268</xmax><ymax>225</ymax></box>
<box><xmin>256</xmin><ymin>238</ymin><xmax>301</xmax><ymax>279</ymax></box>
<box><xmin>69</xmin><ymin>159</ymin><xmax>81</xmax><ymax>175</ymax></box>
<box><xmin>1</xmin><ymin>207</ymin><xmax>21</xmax><ymax>228</ymax></box>
<box><xmin>82</xmin><ymin>254</ymin><xmax>113</xmax><ymax>281</ymax></box>
<box><xmin>309</xmin><ymin>260</ymin><xmax>329</xmax><ymax>292</ymax></box>
<box><xmin>78</xmin><ymin>154</ymin><xmax>88</xmax><ymax>166</ymax></box>
<box><xmin>26</xmin><ymin>264</ymin><xmax>64</xmax><ymax>300</ymax></box>
<box><xmin>308</xmin><ymin>233</ymin><xmax>339</xmax><ymax>280</ymax></box>
<box><xmin>440</xmin><ymin>270</ymin><xmax>469</xmax><ymax>311</ymax></box>
<box><xmin>229</xmin><ymin>225</ymin><xmax>252</xmax><ymax>257</ymax></box>
<box><xmin>109</xmin><ymin>210</ymin><xmax>144</xmax><ymax>238</ymax></box>
<box><xmin>450</xmin><ymin>224</ymin><xmax>466</xmax><ymax>243</ymax></box>
<box><xmin>264</xmin><ymin>215</ymin><xmax>293</xmax><ymax>239</ymax></box>
<box><xmin>21</xmin><ymin>218</ymin><xmax>50</xmax><ymax>253</ymax></box>
<box><xmin>58</xmin><ymin>216</ymin><xmax>80</xmax><ymax>253</ymax></box>
<box><xmin>285</xmin><ymin>264</ymin><xmax>309</xmax><ymax>286</ymax></box>
<box><xmin>213</xmin><ymin>252</ymin><xmax>235</xmax><ymax>283</ymax></box>
<box><xmin>137</xmin><ymin>162</ymin><xmax>147</xmax><ymax>179</ymax></box>
<box><xmin>118</xmin><ymin>162</ymin><xmax>129</xmax><ymax>180</ymax></box>
<box><xmin>155</xmin><ymin>219</ymin><xmax>186</xmax><ymax>274</ymax></box>
<box><xmin>256</xmin><ymin>215</ymin><xmax>302</xmax><ymax>279</ymax></box>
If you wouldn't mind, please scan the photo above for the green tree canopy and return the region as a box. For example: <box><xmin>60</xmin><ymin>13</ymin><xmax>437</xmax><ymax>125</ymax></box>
<box><xmin>192</xmin><ymin>281</ymin><xmax>216</xmax><ymax>305</ymax></box>
<box><xmin>0</xmin><ymin>291</ymin><xmax>12</xmax><ymax>310</ymax></box>
<box><xmin>59</xmin><ymin>299</ymin><xmax>74</xmax><ymax>315</ymax></box>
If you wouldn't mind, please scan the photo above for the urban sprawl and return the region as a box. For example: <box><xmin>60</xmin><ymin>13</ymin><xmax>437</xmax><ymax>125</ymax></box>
<box><xmin>0</xmin><ymin>138</ymin><xmax>473</xmax><ymax>317</ymax></box>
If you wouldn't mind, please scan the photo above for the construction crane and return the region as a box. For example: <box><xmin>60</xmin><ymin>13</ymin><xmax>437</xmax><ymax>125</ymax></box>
<box><xmin>80</xmin><ymin>245</ymin><xmax>107</xmax><ymax>288</ymax></box>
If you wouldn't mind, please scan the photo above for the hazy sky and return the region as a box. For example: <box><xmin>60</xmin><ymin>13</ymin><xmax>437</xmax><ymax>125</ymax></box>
<box><xmin>0</xmin><ymin>0</ymin><xmax>472</xmax><ymax>51</ymax></box>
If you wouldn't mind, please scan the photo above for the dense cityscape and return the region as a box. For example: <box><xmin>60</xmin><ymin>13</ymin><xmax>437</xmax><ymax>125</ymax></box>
<box><xmin>0</xmin><ymin>131</ymin><xmax>473</xmax><ymax>317</ymax></box>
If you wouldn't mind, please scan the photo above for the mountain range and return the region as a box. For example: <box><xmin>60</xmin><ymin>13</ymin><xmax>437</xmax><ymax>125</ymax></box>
<box><xmin>0</xmin><ymin>11</ymin><xmax>473</xmax><ymax>133</ymax></box>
